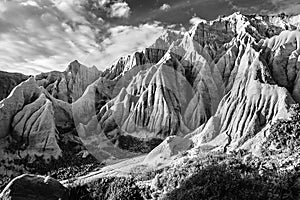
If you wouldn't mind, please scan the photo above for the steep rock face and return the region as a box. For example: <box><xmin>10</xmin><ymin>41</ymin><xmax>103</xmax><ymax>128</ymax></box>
<box><xmin>0</xmin><ymin>174</ymin><xmax>68</xmax><ymax>200</ymax></box>
<box><xmin>0</xmin><ymin>71</ymin><xmax>28</xmax><ymax>101</ymax></box>
<box><xmin>94</xmin><ymin>27</ymin><xmax>229</xmax><ymax>144</ymax></box>
<box><xmin>101</xmin><ymin>30</ymin><xmax>184</xmax><ymax>83</ymax></box>
<box><xmin>184</xmin><ymin>15</ymin><xmax>300</xmax><ymax>155</ymax></box>
<box><xmin>121</xmin><ymin>63</ymin><xmax>193</xmax><ymax>138</ymax></box>
<box><xmin>262</xmin><ymin>30</ymin><xmax>300</xmax><ymax>93</ymax></box>
<box><xmin>102</xmin><ymin>51</ymin><xmax>148</xmax><ymax>81</ymax></box>
<box><xmin>189</xmin><ymin>17</ymin><xmax>235</xmax><ymax>58</ymax></box>
<box><xmin>11</xmin><ymin>93</ymin><xmax>61</xmax><ymax>160</ymax></box>
<box><xmin>96</xmin><ymin>54</ymin><xmax>192</xmax><ymax>142</ymax></box>
<box><xmin>171</xmin><ymin>33</ymin><xmax>225</xmax><ymax>129</ymax></box>
<box><xmin>144</xmin><ymin>13</ymin><xmax>300</xmax><ymax>163</ymax></box>
<box><xmin>191</xmin><ymin>44</ymin><xmax>294</xmax><ymax>154</ymax></box>
<box><xmin>36</xmin><ymin>60</ymin><xmax>101</xmax><ymax>103</ymax></box>
<box><xmin>145</xmin><ymin>29</ymin><xmax>185</xmax><ymax>64</ymax></box>
<box><xmin>0</xmin><ymin>78</ymin><xmax>63</xmax><ymax>177</ymax></box>
<box><xmin>72</xmin><ymin>76</ymin><xmax>114</xmax><ymax>127</ymax></box>
<box><xmin>0</xmin><ymin>78</ymin><xmax>41</xmax><ymax>139</ymax></box>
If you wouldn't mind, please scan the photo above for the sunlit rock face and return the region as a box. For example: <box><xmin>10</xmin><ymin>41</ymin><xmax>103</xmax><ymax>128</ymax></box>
<box><xmin>0</xmin><ymin>78</ymin><xmax>63</xmax><ymax>177</ymax></box>
<box><xmin>145</xmin><ymin>13</ymin><xmax>300</xmax><ymax>161</ymax></box>
<box><xmin>0</xmin><ymin>78</ymin><xmax>42</xmax><ymax>139</ymax></box>
<box><xmin>35</xmin><ymin>60</ymin><xmax>101</xmax><ymax>103</ymax></box>
<box><xmin>1</xmin><ymin>12</ymin><xmax>300</xmax><ymax>170</ymax></box>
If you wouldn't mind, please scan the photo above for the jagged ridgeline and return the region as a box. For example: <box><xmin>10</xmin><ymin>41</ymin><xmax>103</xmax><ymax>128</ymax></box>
<box><xmin>1</xmin><ymin>12</ymin><xmax>300</xmax><ymax>179</ymax></box>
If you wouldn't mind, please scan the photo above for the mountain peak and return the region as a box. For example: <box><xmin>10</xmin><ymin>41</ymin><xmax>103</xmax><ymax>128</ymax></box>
<box><xmin>66</xmin><ymin>60</ymin><xmax>83</xmax><ymax>74</ymax></box>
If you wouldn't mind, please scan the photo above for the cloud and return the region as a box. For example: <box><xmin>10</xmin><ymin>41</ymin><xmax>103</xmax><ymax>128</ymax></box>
<box><xmin>95</xmin><ymin>23</ymin><xmax>164</xmax><ymax>67</ymax></box>
<box><xmin>0</xmin><ymin>0</ymin><xmax>163</xmax><ymax>75</ymax></box>
<box><xmin>282</xmin><ymin>4</ymin><xmax>300</xmax><ymax>15</ymax></box>
<box><xmin>268</xmin><ymin>0</ymin><xmax>300</xmax><ymax>14</ymax></box>
<box><xmin>160</xmin><ymin>3</ymin><xmax>171</xmax><ymax>11</ymax></box>
<box><xmin>189</xmin><ymin>16</ymin><xmax>207</xmax><ymax>25</ymax></box>
<box><xmin>82</xmin><ymin>0</ymin><xmax>131</xmax><ymax>19</ymax></box>
<box><xmin>0</xmin><ymin>0</ymin><xmax>101</xmax><ymax>74</ymax></box>
<box><xmin>224</xmin><ymin>0</ymin><xmax>276</xmax><ymax>14</ymax></box>
<box><xmin>109</xmin><ymin>2</ymin><xmax>131</xmax><ymax>18</ymax></box>
<box><xmin>224</xmin><ymin>0</ymin><xmax>300</xmax><ymax>15</ymax></box>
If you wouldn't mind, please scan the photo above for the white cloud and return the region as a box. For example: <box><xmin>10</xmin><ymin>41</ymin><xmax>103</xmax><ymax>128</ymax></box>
<box><xmin>0</xmin><ymin>0</ymin><xmax>163</xmax><ymax>75</ymax></box>
<box><xmin>189</xmin><ymin>16</ymin><xmax>207</xmax><ymax>25</ymax></box>
<box><xmin>20</xmin><ymin>0</ymin><xmax>39</xmax><ymax>7</ymax></box>
<box><xmin>159</xmin><ymin>3</ymin><xmax>171</xmax><ymax>11</ymax></box>
<box><xmin>0</xmin><ymin>0</ymin><xmax>101</xmax><ymax>74</ymax></box>
<box><xmin>95</xmin><ymin>23</ymin><xmax>164</xmax><ymax>67</ymax></box>
<box><xmin>109</xmin><ymin>2</ymin><xmax>131</xmax><ymax>18</ymax></box>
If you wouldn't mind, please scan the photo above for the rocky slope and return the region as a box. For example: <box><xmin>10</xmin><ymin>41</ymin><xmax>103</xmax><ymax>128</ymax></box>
<box><xmin>35</xmin><ymin>60</ymin><xmax>102</xmax><ymax>103</ymax></box>
<box><xmin>1</xmin><ymin>12</ymin><xmax>300</xmax><ymax>197</ymax></box>
<box><xmin>0</xmin><ymin>71</ymin><xmax>28</xmax><ymax>101</ymax></box>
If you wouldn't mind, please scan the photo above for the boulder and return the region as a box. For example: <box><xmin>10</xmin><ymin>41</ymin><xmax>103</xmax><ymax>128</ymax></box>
<box><xmin>0</xmin><ymin>174</ymin><xmax>69</xmax><ymax>200</ymax></box>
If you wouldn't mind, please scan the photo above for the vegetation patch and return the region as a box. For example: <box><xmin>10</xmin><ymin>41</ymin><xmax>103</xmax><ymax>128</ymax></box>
<box><xmin>262</xmin><ymin>104</ymin><xmax>300</xmax><ymax>155</ymax></box>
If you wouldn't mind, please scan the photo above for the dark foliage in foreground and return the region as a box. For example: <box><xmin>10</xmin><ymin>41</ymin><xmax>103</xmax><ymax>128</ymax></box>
<box><xmin>68</xmin><ymin>177</ymin><xmax>145</xmax><ymax>200</ymax></box>
<box><xmin>163</xmin><ymin>159</ymin><xmax>299</xmax><ymax>200</ymax></box>
<box><xmin>117</xmin><ymin>135</ymin><xmax>163</xmax><ymax>153</ymax></box>
<box><xmin>263</xmin><ymin>104</ymin><xmax>300</xmax><ymax>154</ymax></box>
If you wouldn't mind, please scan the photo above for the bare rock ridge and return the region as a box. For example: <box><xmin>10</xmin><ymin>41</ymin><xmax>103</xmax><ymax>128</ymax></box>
<box><xmin>0</xmin><ymin>78</ymin><xmax>63</xmax><ymax>178</ymax></box>
<box><xmin>1</xmin><ymin>12</ymin><xmax>300</xmax><ymax>186</ymax></box>
<box><xmin>35</xmin><ymin>60</ymin><xmax>101</xmax><ymax>103</ymax></box>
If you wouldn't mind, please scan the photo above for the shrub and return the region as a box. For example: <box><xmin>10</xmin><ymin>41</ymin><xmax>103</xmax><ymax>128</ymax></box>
<box><xmin>68</xmin><ymin>177</ymin><xmax>145</xmax><ymax>200</ymax></box>
<box><xmin>162</xmin><ymin>155</ymin><xmax>299</xmax><ymax>200</ymax></box>
<box><xmin>263</xmin><ymin>104</ymin><xmax>300</xmax><ymax>155</ymax></box>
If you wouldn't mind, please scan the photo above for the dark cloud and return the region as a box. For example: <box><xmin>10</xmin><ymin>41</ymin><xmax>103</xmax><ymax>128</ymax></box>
<box><xmin>225</xmin><ymin>0</ymin><xmax>277</xmax><ymax>14</ymax></box>
<box><xmin>125</xmin><ymin>0</ymin><xmax>300</xmax><ymax>26</ymax></box>
<box><xmin>124</xmin><ymin>0</ymin><xmax>235</xmax><ymax>27</ymax></box>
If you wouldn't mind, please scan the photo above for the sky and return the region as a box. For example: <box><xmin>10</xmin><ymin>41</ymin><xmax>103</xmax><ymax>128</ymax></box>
<box><xmin>0</xmin><ymin>0</ymin><xmax>300</xmax><ymax>75</ymax></box>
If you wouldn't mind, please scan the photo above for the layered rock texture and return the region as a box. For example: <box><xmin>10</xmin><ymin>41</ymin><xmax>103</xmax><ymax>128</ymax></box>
<box><xmin>35</xmin><ymin>60</ymin><xmax>102</xmax><ymax>103</ymax></box>
<box><xmin>1</xmin><ymin>12</ymin><xmax>300</xmax><ymax>181</ymax></box>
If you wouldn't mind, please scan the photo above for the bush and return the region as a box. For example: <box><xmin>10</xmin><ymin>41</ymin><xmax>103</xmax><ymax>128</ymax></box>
<box><xmin>68</xmin><ymin>177</ymin><xmax>145</xmax><ymax>200</ymax></box>
<box><xmin>164</xmin><ymin>164</ymin><xmax>298</xmax><ymax>200</ymax></box>
<box><xmin>263</xmin><ymin>104</ymin><xmax>300</xmax><ymax>155</ymax></box>
<box><xmin>162</xmin><ymin>155</ymin><xmax>299</xmax><ymax>200</ymax></box>
<box><xmin>117</xmin><ymin>135</ymin><xmax>163</xmax><ymax>153</ymax></box>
